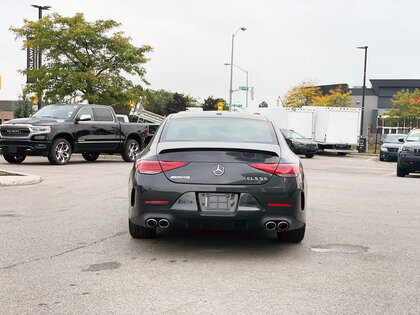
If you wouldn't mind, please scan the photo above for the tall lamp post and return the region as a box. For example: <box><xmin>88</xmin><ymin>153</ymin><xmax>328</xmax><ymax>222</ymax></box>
<box><xmin>224</xmin><ymin>63</ymin><xmax>248</xmax><ymax>108</ymax></box>
<box><xmin>31</xmin><ymin>5</ymin><xmax>51</xmax><ymax>109</ymax></box>
<box><xmin>228</xmin><ymin>27</ymin><xmax>246</xmax><ymax>112</ymax></box>
<box><xmin>357</xmin><ymin>45</ymin><xmax>368</xmax><ymax>136</ymax></box>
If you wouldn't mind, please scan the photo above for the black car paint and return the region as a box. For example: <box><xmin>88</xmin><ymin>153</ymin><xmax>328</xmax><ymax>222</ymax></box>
<box><xmin>280</xmin><ymin>129</ymin><xmax>318</xmax><ymax>157</ymax></box>
<box><xmin>397</xmin><ymin>129</ymin><xmax>420</xmax><ymax>176</ymax></box>
<box><xmin>0</xmin><ymin>104</ymin><xmax>154</xmax><ymax>162</ymax></box>
<box><xmin>380</xmin><ymin>134</ymin><xmax>406</xmax><ymax>161</ymax></box>
<box><xmin>128</xmin><ymin>111</ymin><xmax>306</xmax><ymax>236</ymax></box>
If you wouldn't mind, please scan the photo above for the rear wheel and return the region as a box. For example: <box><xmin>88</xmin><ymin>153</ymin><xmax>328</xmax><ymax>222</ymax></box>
<box><xmin>3</xmin><ymin>154</ymin><xmax>26</xmax><ymax>164</ymax></box>
<box><xmin>397</xmin><ymin>165</ymin><xmax>407</xmax><ymax>177</ymax></box>
<box><xmin>48</xmin><ymin>138</ymin><xmax>72</xmax><ymax>165</ymax></box>
<box><xmin>277</xmin><ymin>224</ymin><xmax>305</xmax><ymax>243</ymax></box>
<box><xmin>129</xmin><ymin>220</ymin><xmax>156</xmax><ymax>239</ymax></box>
<box><xmin>305</xmin><ymin>154</ymin><xmax>315</xmax><ymax>158</ymax></box>
<box><xmin>122</xmin><ymin>139</ymin><xmax>141</xmax><ymax>162</ymax></box>
<box><xmin>82</xmin><ymin>152</ymin><xmax>100</xmax><ymax>162</ymax></box>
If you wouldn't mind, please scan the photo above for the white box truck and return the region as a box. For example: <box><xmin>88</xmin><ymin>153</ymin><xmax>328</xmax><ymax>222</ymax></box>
<box><xmin>284</xmin><ymin>108</ymin><xmax>315</xmax><ymax>139</ymax></box>
<box><xmin>304</xmin><ymin>106</ymin><xmax>362</xmax><ymax>155</ymax></box>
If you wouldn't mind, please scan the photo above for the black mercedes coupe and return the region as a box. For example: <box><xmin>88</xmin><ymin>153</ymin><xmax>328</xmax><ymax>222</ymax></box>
<box><xmin>128</xmin><ymin>111</ymin><xmax>307</xmax><ymax>242</ymax></box>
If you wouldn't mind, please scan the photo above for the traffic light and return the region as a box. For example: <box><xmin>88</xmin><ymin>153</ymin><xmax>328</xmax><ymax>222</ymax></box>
<box><xmin>217</xmin><ymin>102</ymin><xmax>223</xmax><ymax>111</ymax></box>
<box><xmin>129</xmin><ymin>100</ymin><xmax>134</xmax><ymax>108</ymax></box>
<box><xmin>33</xmin><ymin>94</ymin><xmax>38</xmax><ymax>104</ymax></box>
<box><xmin>250</xmin><ymin>87</ymin><xmax>254</xmax><ymax>100</ymax></box>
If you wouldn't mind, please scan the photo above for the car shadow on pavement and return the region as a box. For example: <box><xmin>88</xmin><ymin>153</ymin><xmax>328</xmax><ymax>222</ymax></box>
<box><xmin>130</xmin><ymin>229</ymin><xmax>303</xmax><ymax>260</ymax></box>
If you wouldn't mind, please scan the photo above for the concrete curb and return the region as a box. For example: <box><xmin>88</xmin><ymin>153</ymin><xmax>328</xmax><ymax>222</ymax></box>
<box><xmin>0</xmin><ymin>170</ymin><xmax>42</xmax><ymax>186</ymax></box>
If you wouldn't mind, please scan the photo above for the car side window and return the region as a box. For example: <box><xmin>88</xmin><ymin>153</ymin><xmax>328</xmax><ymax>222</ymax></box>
<box><xmin>75</xmin><ymin>107</ymin><xmax>94</xmax><ymax>120</ymax></box>
<box><xmin>93</xmin><ymin>108</ymin><xmax>114</xmax><ymax>122</ymax></box>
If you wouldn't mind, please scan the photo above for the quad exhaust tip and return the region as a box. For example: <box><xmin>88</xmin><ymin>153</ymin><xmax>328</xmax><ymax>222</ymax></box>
<box><xmin>145</xmin><ymin>218</ymin><xmax>157</xmax><ymax>228</ymax></box>
<box><xmin>158</xmin><ymin>219</ymin><xmax>170</xmax><ymax>229</ymax></box>
<box><xmin>265</xmin><ymin>221</ymin><xmax>276</xmax><ymax>230</ymax></box>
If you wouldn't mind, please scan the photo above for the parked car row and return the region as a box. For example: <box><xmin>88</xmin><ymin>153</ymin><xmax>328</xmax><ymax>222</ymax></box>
<box><xmin>397</xmin><ymin>129</ymin><xmax>420</xmax><ymax>177</ymax></box>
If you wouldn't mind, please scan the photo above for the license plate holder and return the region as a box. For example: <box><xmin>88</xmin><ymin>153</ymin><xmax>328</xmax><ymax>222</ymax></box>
<box><xmin>198</xmin><ymin>193</ymin><xmax>238</xmax><ymax>212</ymax></box>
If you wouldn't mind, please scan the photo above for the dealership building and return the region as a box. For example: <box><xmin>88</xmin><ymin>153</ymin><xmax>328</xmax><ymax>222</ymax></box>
<box><xmin>0</xmin><ymin>101</ymin><xmax>14</xmax><ymax>124</ymax></box>
<box><xmin>320</xmin><ymin>79</ymin><xmax>420</xmax><ymax>134</ymax></box>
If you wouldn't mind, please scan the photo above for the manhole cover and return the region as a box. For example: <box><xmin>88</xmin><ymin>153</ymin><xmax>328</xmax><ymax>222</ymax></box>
<box><xmin>311</xmin><ymin>244</ymin><xmax>368</xmax><ymax>254</ymax></box>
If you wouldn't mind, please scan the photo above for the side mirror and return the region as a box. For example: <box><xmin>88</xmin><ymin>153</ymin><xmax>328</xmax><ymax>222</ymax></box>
<box><xmin>75</xmin><ymin>114</ymin><xmax>92</xmax><ymax>122</ymax></box>
<box><xmin>398</xmin><ymin>138</ymin><xmax>405</xmax><ymax>143</ymax></box>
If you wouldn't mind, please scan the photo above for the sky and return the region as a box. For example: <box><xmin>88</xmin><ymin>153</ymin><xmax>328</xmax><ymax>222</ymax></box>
<box><xmin>1</xmin><ymin>0</ymin><xmax>420</xmax><ymax>107</ymax></box>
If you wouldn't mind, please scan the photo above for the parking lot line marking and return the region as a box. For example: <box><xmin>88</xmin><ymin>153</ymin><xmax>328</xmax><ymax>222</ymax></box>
<box><xmin>381</xmin><ymin>172</ymin><xmax>395</xmax><ymax>177</ymax></box>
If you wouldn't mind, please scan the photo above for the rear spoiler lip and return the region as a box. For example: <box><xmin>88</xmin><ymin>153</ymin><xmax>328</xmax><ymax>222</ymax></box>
<box><xmin>157</xmin><ymin>141</ymin><xmax>281</xmax><ymax>156</ymax></box>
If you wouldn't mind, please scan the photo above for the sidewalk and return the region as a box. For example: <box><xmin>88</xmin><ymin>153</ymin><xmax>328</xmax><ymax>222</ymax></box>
<box><xmin>0</xmin><ymin>170</ymin><xmax>42</xmax><ymax>186</ymax></box>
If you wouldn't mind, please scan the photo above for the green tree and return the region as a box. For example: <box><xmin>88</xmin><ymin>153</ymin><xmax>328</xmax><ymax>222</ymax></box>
<box><xmin>284</xmin><ymin>80</ymin><xmax>322</xmax><ymax>108</ymax></box>
<box><xmin>258</xmin><ymin>101</ymin><xmax>268</xmax><ymax>108</ymax></box>
<box><xmin>144</xmin><ymin>89</ymin><xmax>174</xmax><ymax>116</ymax></box>
<box><xmin>311</xmin><ymin>87</ymin><xmax>352</xmax><ymax>107</ymax></box>
<box><xmin>13</xmin><ymin>93</ymin><xmax>35</xmax><ymax>118</ymax></box>
<box><xmin>202</xmin><ymin>96</ymin><xmax>226</xmax><ymax>111</ymax></box>
<box><xmin>386</xmin><ymin>89</ymin><xmax>420</xmax><ymax>126</ymax></box>
<box><xmin>165</xmin><ymin>93</ymin><xmax>189</xmax><ymax>115</ymax></box>
<box><xmin>10</xmin><ymin>13</ymin><xmax>152</xmax><ymax>110</ymax></box>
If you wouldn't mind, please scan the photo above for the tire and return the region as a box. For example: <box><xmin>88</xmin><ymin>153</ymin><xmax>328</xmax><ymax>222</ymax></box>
<box><xmin>48</xmin><ymin>138</ymin><xmax>72</xmax><ymax>165</ymax></box>
<box><xmin>122</xmin><ymin>139</ymin><xmax>141</xmax><ymax>162</ymax></box>
<box><xmin>396</xmin><ymin>165</ymin><xmax>407</xmax><ymax>177</ymax></box>
<box><xmin>338</xmin><ymin>152</ymin><xmax>347</xmax><ymax>156</ymax></box>
<box><xmin>3</xmin><ymin>154</ymin><xmax>26</xmax><ymax>164</ymax></box>
<box><xmin>82</xmin><ymin>152</ymin><xmax>100</xmax><ymax>162</ymax></box>
<box><xmin>379</xmin><ymin>154</ymin><xmax>384</xmax><ymax>161</ymax></box>
<box><xmin>305</xmin><ymin>154</ymin><xmax>315</xmax><ymax>158</ymax></box>
<box><xmin>129</xmin><ymin>220</ymin><xmax>156</xmax><ymax>239</ymax></box>
<box><xmin>277</xmin><ymin>224</ymin><xmax>305</xmax><ymax>243</ymax></box>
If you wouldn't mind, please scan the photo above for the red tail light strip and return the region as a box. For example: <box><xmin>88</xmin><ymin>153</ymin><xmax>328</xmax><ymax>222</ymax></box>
<box><xmin>137</xmin><ymin>160</ymin><xmax>189</xmax><ymax>174</ymax></box>
<box><xmin>266</xmin><ymin>203</ymin><xmax>292</xmax><ymax>207</ymax></box>
<box><xmin>248</xmin><ymin>163</ymin><xmax>300</xmax><ymax>177</ymax></box>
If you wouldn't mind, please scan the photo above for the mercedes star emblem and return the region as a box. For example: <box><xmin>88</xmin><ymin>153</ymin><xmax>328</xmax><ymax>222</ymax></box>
<box><xmin>212</xmin><ymin>164</ymin><xmax>225</xmax><ymax>176</ymax></box>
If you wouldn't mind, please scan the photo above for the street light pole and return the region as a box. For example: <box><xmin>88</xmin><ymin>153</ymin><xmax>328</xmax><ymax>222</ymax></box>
<box><xmin>228</xmin><ymin>27</ymin><xmax>246</xmax><ymax>112</ymax></box>
<box><xmin>357</xmin><ymin>45</ymin><xmax>368</xmax><ymax>136</ymax></box>
<box><xmin>225</xmin><ymin>63</ymin><xmax>248</xmax><ymax>108</ymax></box>
<box><xmin>31</xmin><ymin>5</ymin><xmax>51</xmax><ymax>109</ymax></box>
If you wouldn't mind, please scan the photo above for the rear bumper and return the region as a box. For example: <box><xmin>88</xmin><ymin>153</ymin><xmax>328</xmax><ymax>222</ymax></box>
<box><xmin>0</xmin><ymin>139</ymin><xmax>51</xmax><ymax>156</ymax></box>
<box><xmin>129</xmin><ymin>171</ymin><xmax>306</xmax><ymax>231</ymax></box>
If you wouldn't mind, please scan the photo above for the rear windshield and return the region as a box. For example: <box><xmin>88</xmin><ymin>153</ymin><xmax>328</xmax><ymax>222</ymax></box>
<box><xmin>160</xmin><ymin>118</ymin><xmax>278</xmax><ymax>144</ymax></box>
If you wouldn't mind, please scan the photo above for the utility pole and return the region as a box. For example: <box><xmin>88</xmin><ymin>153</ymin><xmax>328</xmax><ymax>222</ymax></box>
<box><xmin>357</xmin><ymin>46</ymin><xmax>368</xmax><ymax>136</ymax></box>
<box><xmin>228</xmin><ymin>27</ymin><xmax>246</xmax><ymax>112</ymax></box>
<box><xmin>31</xmin><ymin>5</ymin><xmax>51</xmax><ymax>109</ymax></box>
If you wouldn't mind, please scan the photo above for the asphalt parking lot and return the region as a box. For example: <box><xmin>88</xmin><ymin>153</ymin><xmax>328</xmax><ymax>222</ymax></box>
<box><xmin>0</xmin><ymin>154</ymin><xmax>419</xmax><ymax>314</ymax></box>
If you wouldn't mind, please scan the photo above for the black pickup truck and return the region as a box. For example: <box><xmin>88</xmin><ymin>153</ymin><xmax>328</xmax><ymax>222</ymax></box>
<box><xmin>0</xmin><ymin>104</ymin><xmax>157</xmax><ymax>165</ymax></box>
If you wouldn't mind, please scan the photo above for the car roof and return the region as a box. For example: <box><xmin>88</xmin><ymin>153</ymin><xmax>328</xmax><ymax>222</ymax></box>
<box><xmin>168</xmin><ymin>110</ymin><xmax>268</xmax><ymax>121</ymax></box>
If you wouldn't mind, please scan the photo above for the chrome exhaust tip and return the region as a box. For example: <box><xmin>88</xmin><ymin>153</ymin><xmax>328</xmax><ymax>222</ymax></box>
<box><xmin>265</xmin><ymin>221</ymin><xmax>276</xmax><ymax>230</ymax></box>
<box><xmin>158</xmin><ymin>219</ymin><xmax>170</xmax><ymax>229</ymax></box>
<box><xmin>145</xmin><ymin>218</ymin><xmax>157</xmax><ymax>228</ymax></box>
<box><xmin>277</xmin><ymin>221</ymin><xmax>289</xmax><ymax>231</ymax></box>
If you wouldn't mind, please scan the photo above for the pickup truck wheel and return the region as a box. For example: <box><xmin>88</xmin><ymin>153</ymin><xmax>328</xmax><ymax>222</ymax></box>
<box><xmin>48</xmin><ymin>138</ymin><xmax>72</xmax><ymax>165</ymax></box>
<box><xmin>305</xmin><ymin>154</ymin><xmax>315</xmax><ymax>158</ymax></box>
<box><xmin>277</xmin><ymin>224</ymin><xmax>305</xmax><ymax>243</ymax></box>
<box><xmin>337</xmin><ymin>152</ymin><xmax>347</xmax><ymax>156</ymax></box>
<box><xmin>3</xmin><ymin>154</ymin><xmax>26</xmax><ymax>164</ymax></box>
<box><xmin>82</xmin><ymin>153</ymin><xmax>100</xmax><ymax>162</ymax></box>
<box><xmin>122</xmin><ymin>139</ymin><xmax>140</xmax><ymax>162</ymax></box>
<box><xmin>129</xmin><ymin>220</ymin><xmax>156</xmax><ymax>239</ymax></box>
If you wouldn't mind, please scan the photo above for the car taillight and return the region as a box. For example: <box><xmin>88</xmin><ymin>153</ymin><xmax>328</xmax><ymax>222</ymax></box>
<box><xmin>136</xmin><ymin>160</ymin><xmax>189</xmax><ymax>174</ymax></box>
<box><xmin>136</xmin><ymin>160</ymin><xmax>162</xmax><ymax>174</ymax></box>
<box><xmin>274</xmin><ymin>164</ymin><xmax>300</xmax><ymax>177</ymax></box>
<box><xmin>160</xmin><ymin>161</ymin><xmax>189</xmax><ymax>172</ymax></box>
<box><xmin>248</xmin><ymin>163</ymin><xmax>300</xmax><ymax>177</ymax></box>
<box><xmin>248</xmin><ymin>163</ymin><xmax>277</xmax><ymax>174</ymax></box>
